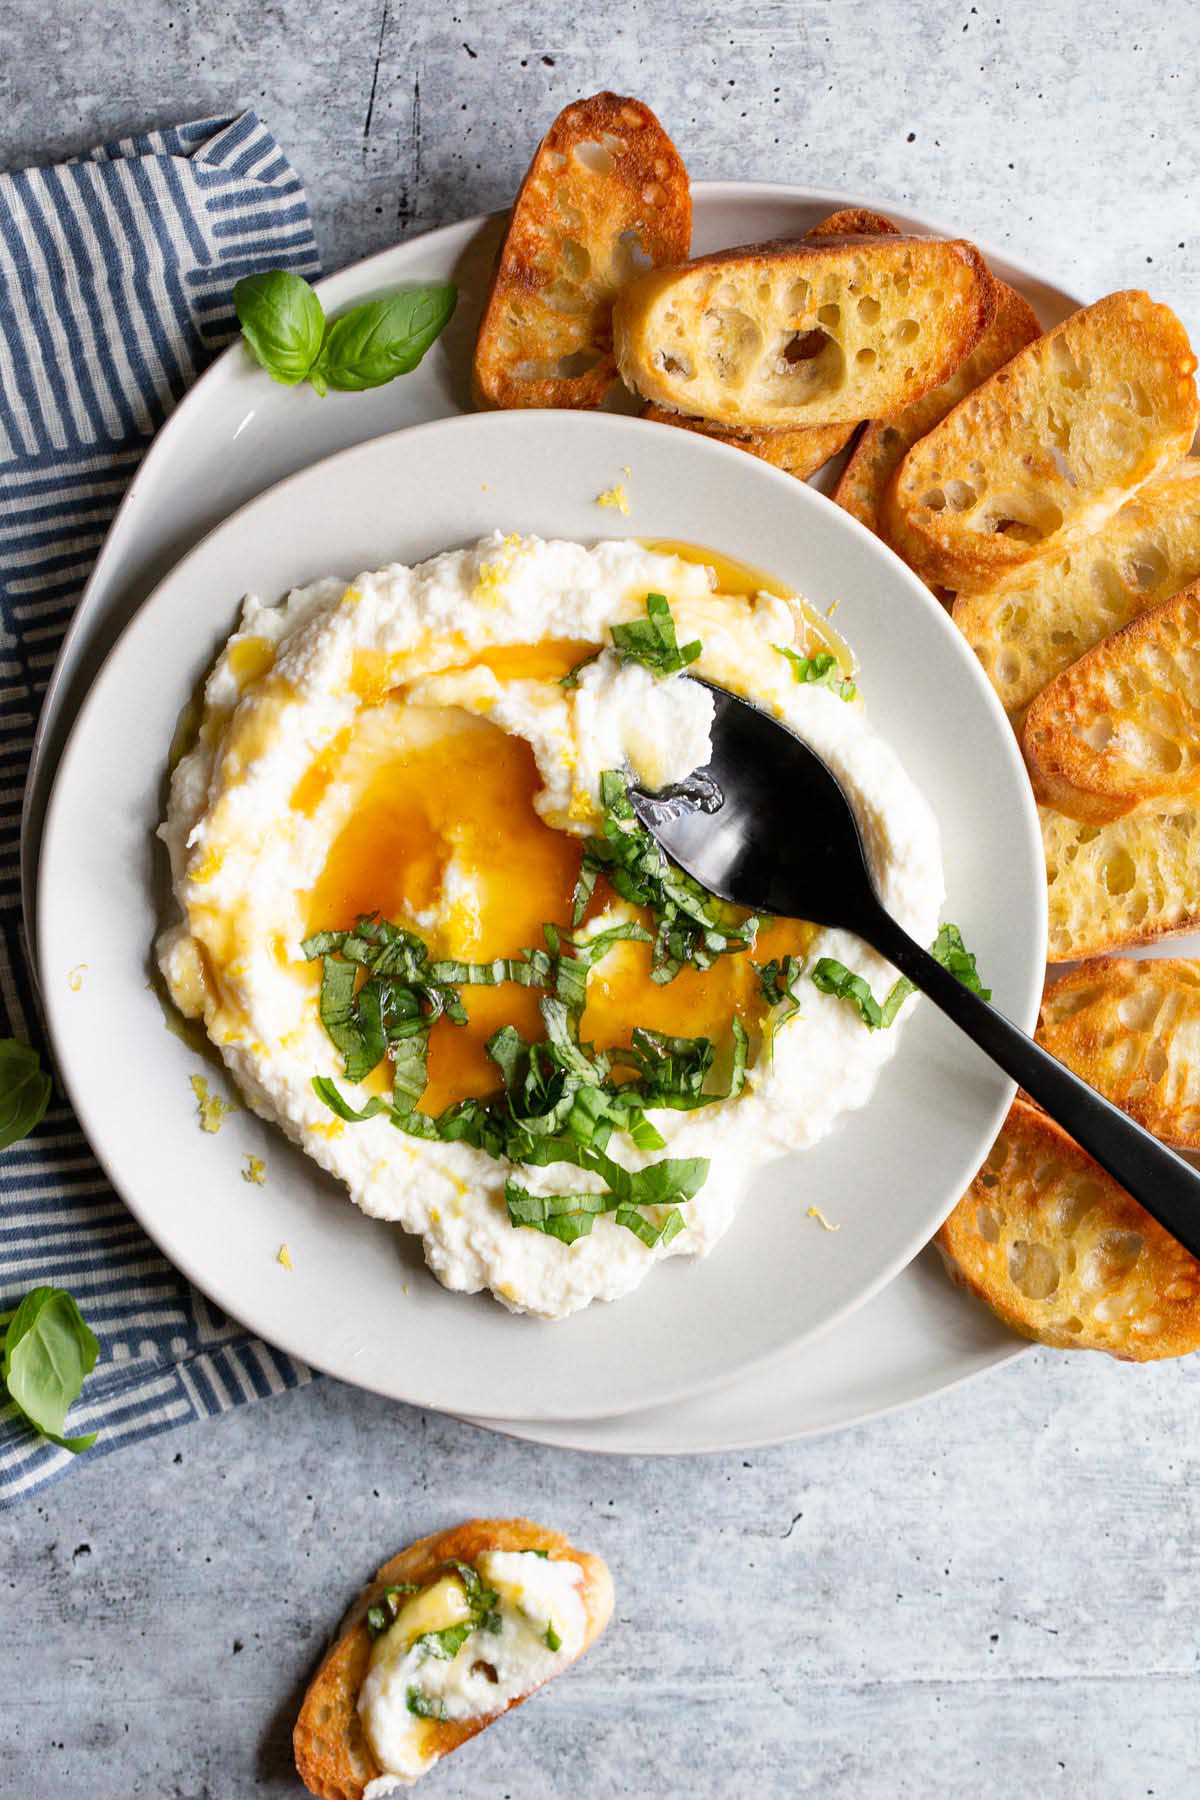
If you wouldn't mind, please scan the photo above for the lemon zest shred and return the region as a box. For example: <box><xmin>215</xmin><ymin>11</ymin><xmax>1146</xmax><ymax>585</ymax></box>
<box><xmin>190</xmin><ymin>1073</ymin><xmax>238</xmax><ymax>1134</ymax></box>
<box><xmin>68</xmin><ymin>964</ymin><xmax>87</xmax><ymax>992</ymax></box>
<box><xmin>596</xmin><ymin>485</ymin><xmax>630</xmax><ymax>515</ymax></box>
<box><xmin>807</xmin><ymin>1205</ymin><xmax>841</xmax><ymax>1232</ymax></box>
<box><xmin>243</xmin><ymin>1155</ymin><xmax>267</xmax><ymax>1187</ymax></box>
<box><xmin>277</xmin><ymin>1243</ymin><xmax>293</xmax><ymax>1270</ymax></box>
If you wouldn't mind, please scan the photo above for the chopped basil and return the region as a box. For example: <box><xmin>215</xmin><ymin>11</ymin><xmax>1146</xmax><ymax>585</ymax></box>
<box><xmin>559</xmin><ymin>649</ymin><xmax>603</xmax><ymax>689</ymax></box>
<box><xmin>406</xmin><ymin>1688</ymin><xmax>449</xmax><ymax>1720</ymax></box>
<box><xmin>545</xmin><ymin>1620</ymin><xmax>563</xmax><ymax>1652</ymax></box>
<box><xmin>416</xmin><ymin>1622</ymin><xmax>474</xmax><ymax>1661</ymax></box>
<box><xmin>812</xmin><ymin>923</ymin><xmax>992</xmax><ymax>1030</ymax></box>
<box><xmin>505</xmin><ymin>1183</ymin><xmax>612</xmax><ymax>1244</ymax></box>
<box><xmin>506</xmin><ymin>1149</ymin><xmax>707</xmax><ymax>1247</ymax></box>
<box><xmin>366</xmin><ymin>1582</ymin><xmax>421</xmax><ymax>1640</ymax></box>
<box><xmin>774</xmin><ymin>645</ymin><xmax>857</xmax><ymax>701</ymax></box>
<box><xmin>610</xmin><ymin>592</ymin><xmax>702</xmax><ymax>676</ymax></box>
<box><xmin>572</xmin><ymin>770</ymin><xmax>758</xmax><ymax>982</ymax></box>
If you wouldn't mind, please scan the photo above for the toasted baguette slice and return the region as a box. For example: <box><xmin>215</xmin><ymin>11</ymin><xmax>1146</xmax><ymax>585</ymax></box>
<box><xmin>952</xmin><ymin>460</ymin><xmax>1200</xmax><ymax>726</ymax></box>
<box><xmin>803</xmin><ymin>207</ymin><xmax>900</xmax><ymax>240</ymax></box>
<box><xmin>834</xmin><ymin>280</ymin><xmax>1041</xmax><ymax>534</ymax></box>
<box><xmin>612</xmin><ymin>234</ymin><xmax>995</xmax><ymax>430</ymax></box>
<box><xmin>1043</xmin><ymin>801</ymin><xmax>1200</xmax><ymax>961</ymax></box>
<box><xmin>884</xmin><ymin>291</ymin><xmax>1200</xmax><ymax>592</ymax></box>
<box><xmin>473</xmin><ymin>93</ymin><xmax>690</xmax><ymax>410</ymax></box>
<box><xmin>294</xmin><ymin>1519</ymin><xmax>613</xmax><ymax>1799</ymax></box>
<box><xmin>640</xmin><ymin>403</ymin><xmax>854</xmax><ymax>479</ymax></box>
<box><xmin>936</xmin><ymin>1097</ymin><xmax>1200</xmax><ymax>1358</ymax></box>
<box><xmin>635</xmin><ymin>210</ymin><xmax>900</xmax><ymax>477</ymax></box>
<box><xmin>1023</xmin><ymin>579</ymin><xmax>1200</xmax><ymax>821</ymax></box>
<box><xmin>1039</xmin><ymin>959</ymin><xmax>1200</xmax><ymax>1149</ymax></box>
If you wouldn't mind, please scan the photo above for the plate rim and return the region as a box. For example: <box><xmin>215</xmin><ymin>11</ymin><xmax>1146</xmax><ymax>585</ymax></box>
<box><xmin>35</xmin><ymin>405</ymin><xmax>1045</xmax><ymax>1422</ymax></box>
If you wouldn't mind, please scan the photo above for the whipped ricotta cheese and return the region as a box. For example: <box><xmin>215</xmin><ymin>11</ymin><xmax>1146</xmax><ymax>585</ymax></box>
<box><xmin>157</xmin><ymin>532</ymin><xmax>944</xmax><ymax>1319</ymax></box>
<box><xmin>359</xmin><ymin>1552</ymin><xmax>587</xmax><ymax>1791</ymax></box>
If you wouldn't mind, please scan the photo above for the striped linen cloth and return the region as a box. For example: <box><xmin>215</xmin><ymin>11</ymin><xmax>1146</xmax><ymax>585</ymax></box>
<box><xmin>0</xmin><ymin>113</ymin><xmax>323</xmax><ymax>1507</ymax></box>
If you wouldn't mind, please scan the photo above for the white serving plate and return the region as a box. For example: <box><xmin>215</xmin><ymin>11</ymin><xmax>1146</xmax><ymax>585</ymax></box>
<box><xmin>37</xmin><ymin>406</ymin><xmax>1044</xmax><ymax>1423</ymax></box>
<box><xmin>25</xmin><ymin>183</ymin><xmax>1083</xmax><ymax>1448</ymax></box>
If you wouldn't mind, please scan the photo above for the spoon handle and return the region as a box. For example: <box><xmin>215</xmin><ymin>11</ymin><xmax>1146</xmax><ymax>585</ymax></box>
<box><xmin>862</xmin><ymin>904</ymin><xmax>1200</xmax><ymax>1259</ymax></box>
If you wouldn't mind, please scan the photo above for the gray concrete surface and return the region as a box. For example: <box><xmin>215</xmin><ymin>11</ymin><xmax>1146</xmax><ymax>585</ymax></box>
<box><xmin>4</xmin><ymin>2</ymin><xmax>1200</xmax><ymax>1794</ymax></box>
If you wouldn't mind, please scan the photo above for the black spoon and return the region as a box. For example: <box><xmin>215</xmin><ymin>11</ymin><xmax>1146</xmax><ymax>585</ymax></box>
<box><xmin>631</xmin><ymin>681</ymin><xmax>1200</xmax><ymax>1260</ymax></box>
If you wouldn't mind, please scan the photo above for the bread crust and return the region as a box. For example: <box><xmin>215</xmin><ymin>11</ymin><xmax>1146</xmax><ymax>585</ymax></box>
<box><xmin>639</xmin><ymin>403</ymin><xmax>854</xmax><ymax>478</ymax></box>
<box><xmin>1022</xmin><ymin>578</ymin><xmax>1200</xmax><ymax>821</ymax></box>
<box><xmin>473</xmin><ymin>92</ymin><xmax>691</xmax><ymax>410</ymax></box>
<box><xmin>294</xmin><ymin>1519</ymin><xmax>613</xmax><ymax>1799</ymax></box>
<box><xmin>834</xmin><ymin>280</ymin><xmax>1041</xmax><ymax>538</ymax></box>
<box><xmin>802</xmin><ymin>207</ymin><xmax>900</xmax><ymax>241</ymax></box>
<box><xmin>613</xmin><ymin>234</ymin><xmax>996</xmax><ymax>430</ymax></box>
<box><xmin>1039</xmin><ymin>959</ymin><xmax>1200</xmax><ymax>1150</ymax></box>
<box><xmin>951</xmin><ymin>459</ymin><xmax>1200</xmax><ymax>727</ymax></box>
<box><xmin>936</xmin><ymin>1097</ymin><xmax>1200</xmax><ymax>1359</ymax></box>
<box><xmin>884</xmin><ymin>291</ymin><xmax>1200</xmax><ymax>593</ymax></box>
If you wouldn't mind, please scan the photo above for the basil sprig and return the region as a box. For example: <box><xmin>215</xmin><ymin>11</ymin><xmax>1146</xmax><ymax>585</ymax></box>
<box><xmin>573</xmin><ymin>771</ymin><xmax>759</xmax><ymax>983</ymax></box>
<box><xmin>775</xmin><ymin>645</ymin><xmax>857</xmax><ymax>702</ymax></box>
<box><xmin>233</xmin><ymin>271</ymin><xmax>456</xmax><ymax>397</ymax></box>
<box><xmin>812</xmin><ymin>924</ymin><xmax>991</xmax><ymax>1030</ymax></box>
<box><xmin>611</xmin><ymin>592</ymin><xmax>702</xmax><ymax>676</ymax></box>
<box><xmin>1</xmin><ymin>1286</ymin><xmax>98</xmax><ymax>1453</ymax></box>
<box><xmin>0</xmin><ymin>1038</ymin><xmax>52</xmax><ymax>1150</ymax></box>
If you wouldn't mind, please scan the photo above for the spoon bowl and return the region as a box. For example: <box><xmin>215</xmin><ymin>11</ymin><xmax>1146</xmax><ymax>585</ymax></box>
<box><xmin>631</xmin><ymin>681</ymin><xmax>878</xmax><ymax>931</ymax></box>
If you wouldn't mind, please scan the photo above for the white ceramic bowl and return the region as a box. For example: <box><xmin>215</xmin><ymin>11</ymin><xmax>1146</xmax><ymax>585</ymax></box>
<box><xmin>37</xmin><ymin>409</ymin><xmax>1045</xmax><ymax>1422</ymax></box>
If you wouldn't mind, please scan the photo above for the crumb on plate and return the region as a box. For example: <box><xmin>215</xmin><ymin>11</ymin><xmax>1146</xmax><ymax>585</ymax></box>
<box><xmin>243</xmin><ymin>1154</ymin><xmax>267</xmax><ymax>1186</ymax></box>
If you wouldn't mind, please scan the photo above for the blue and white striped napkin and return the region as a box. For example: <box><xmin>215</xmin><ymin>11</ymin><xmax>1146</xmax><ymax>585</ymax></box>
<box><xmin>0</xmin><ymin>113</ymin><xmax>323</xmax><ymax>1506</ymax></box>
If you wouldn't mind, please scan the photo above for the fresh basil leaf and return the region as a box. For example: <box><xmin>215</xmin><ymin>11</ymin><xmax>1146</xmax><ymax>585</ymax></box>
<box><xmin>774</xmin><ymin>644</ymin><xmax>857</xmax><ymax>701</ymax></box>
<box><xmin>545</xmin><ymin>1619</ymin><xmax>563</xmax><ymax>1651</ymax></box>
<box><xmin>312</xmin><ymin>283</ymin><xmax>458</xmax><ymax>392</ymax></box>
<box><xmin>611</xmin><ymin>593</ymin><xmax>702</xmax><ymax>676</ymax></box>
<box><xmin>406</xmin><ymin>1688</ymin><xmax>449</xmax><ymax>1720</ymax></box>
<box><xmin>233</xmin><ymin>271</ymin><xmax>325</xmax><ymax>387</ymax></box>
<box><xmin>2</xmin><ymin>1286</ymin><xmax>98</xmax><ymax>1452</ymax></box>
<box><xmin>0</xmin><ymin>1039</ymin><xmax>52</xmax><ymax>1150</ymax></box>
<box><xmin>559</xmin><ymin>649</ymin><xmax>603</xmax><ymax>689</ymax></box>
